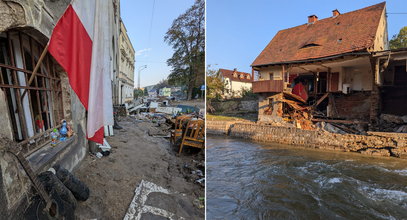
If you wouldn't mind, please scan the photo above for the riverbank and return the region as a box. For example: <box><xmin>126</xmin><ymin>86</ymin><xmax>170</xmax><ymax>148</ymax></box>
<box><xmin>206</xmin><ymin>120</ymin><xmax>407</xmax><ymax>159</ymax></box>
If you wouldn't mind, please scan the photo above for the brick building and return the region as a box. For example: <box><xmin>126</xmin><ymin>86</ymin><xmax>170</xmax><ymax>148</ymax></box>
<box><xmin>251</xmin><ymin>2</ymin><xmax>407</xmax><ymax>127</ymax></box>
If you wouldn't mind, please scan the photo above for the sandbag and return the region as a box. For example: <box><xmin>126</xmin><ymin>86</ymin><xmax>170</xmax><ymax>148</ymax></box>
<box><xmin>37</xmin><ymin>171</ymin><xmax>76</xmax><ymax>220</ymax></box>
<box><xmin>54</xmin><ymin>165</ymin><xmax>90</xmax><ymax>201</ymax></box>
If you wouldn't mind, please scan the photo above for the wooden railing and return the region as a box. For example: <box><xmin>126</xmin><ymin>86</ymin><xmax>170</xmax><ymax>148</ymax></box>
<box><xmin>252</xmin><ymin>80</ymin><xmax>284</xmax><ymax>93</ymax></box>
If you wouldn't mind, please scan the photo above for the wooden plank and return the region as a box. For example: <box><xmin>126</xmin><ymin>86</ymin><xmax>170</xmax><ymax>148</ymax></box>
<box><xmin>315</xmin><ymin>92</ymin><xmax>329</xmax><ymax>107</ymax></box>
<box><xmin>283</xmin><ymin>92</ymin><xmax>306</xmax><ymax>103</ymax></box>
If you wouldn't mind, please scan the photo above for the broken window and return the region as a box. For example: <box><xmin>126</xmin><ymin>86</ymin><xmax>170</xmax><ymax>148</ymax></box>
<box><xmin>0</xmin><ymin>30</ymin><xmax>64</xmax><ymax>155</ymax></box>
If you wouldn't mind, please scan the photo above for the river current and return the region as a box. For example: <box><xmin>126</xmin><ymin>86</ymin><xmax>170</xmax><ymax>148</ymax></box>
<box><xmin>206</xmin><ymin>135</ymin><xmax>407</xmax><ymax>220</ymax></box>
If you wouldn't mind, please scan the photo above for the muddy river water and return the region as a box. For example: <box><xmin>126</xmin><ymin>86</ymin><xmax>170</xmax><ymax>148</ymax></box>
<box><xmin>206</xmin><ymin>135</ymin><xmax>407</xmax><ymax>220</ymax></box>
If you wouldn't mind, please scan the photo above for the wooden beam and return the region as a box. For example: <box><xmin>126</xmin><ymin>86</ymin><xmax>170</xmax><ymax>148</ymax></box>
<box><xmin>21</xmin><ymin>44</ymin><xmax>49</xmax><ymax>100</ymax></box>
<box><xmin>311</xmin><ymin>118</ymin><xmax>368</xmax><ymax>124</ymax></box>
<box><xmin>283</xmin><ymin>92</ymin><xmax>306</xmax><ymax>103</ymax></box>
<box><xmin>315</xmin><ymin>92</ymin><xmax>329</xmax><ymax>107</ymax></box>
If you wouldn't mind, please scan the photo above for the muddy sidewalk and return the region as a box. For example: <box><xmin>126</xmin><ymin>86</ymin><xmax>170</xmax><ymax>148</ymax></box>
<box><xmin>73</xmin><ymin>116</ymin><xmax>204</xmax><ymax>219</ymax></box>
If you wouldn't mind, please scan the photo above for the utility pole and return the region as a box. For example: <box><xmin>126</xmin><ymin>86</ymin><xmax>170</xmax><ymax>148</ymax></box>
<box><xmin>138</xmin><ymin>65</ymin><xmax>147</xmax><ymax>89</ymax></box>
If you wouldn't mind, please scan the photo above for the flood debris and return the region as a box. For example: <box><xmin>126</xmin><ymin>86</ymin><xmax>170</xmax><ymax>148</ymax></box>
<box><xmin>53</xmin><ymin>165</ymin><xmax>90</xmax><ymax>201</ymax></box>
<box><xmin>127</xmin><ymin>98</ymin><xmax>205</xmax><ymax>158</ymax></box>
<box><xmin>25</xmin><ymin>166</ymin><xmax>89</xmax><ymax>219</ymax></box>
<box><xmin>261</xmin><ymin>90</ymin><xmax>407</xmax><ymax>136</ymax></box>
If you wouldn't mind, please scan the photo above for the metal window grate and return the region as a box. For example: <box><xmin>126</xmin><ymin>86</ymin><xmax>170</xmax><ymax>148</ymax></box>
<box><xmin>0</xmin><ymin>30</ymin><xmax>64</xmax><ymax>156</ymax></box>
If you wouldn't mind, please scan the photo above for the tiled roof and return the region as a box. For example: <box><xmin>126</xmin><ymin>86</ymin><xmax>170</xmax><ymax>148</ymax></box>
<box><xmin>252</xmin><ymin>2</ymin><xmax>386</xmax><ymax>66</ymax></box>
<box><xmin>219</xmin><ymin>68</ymin><xmax>253</xmax><ymax>83</ymax></box>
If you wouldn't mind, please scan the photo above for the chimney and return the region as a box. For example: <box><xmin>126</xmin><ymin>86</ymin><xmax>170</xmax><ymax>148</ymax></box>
<box><xmin>332</xmin><ymin>9</ymin><xmax>340</xmax><ymax>17</ymax></box>
<box><xmin>308</xmin><ymin>15</ymin><xmax>318</xmax><ymax>23</ymax></box>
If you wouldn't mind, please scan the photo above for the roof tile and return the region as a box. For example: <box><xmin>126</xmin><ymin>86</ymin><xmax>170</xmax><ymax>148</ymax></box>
<box><xmin>252</xmin><ymin>2</ymin><xmax>386</xmax><ymax>66</ymax></box>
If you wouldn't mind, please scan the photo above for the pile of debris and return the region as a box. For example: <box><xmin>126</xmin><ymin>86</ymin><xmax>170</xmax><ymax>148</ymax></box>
<box><xmin>377</xmin><ymin>114</ymin><xmax>407</xmax><ymax>133</ymax></box>
<box><xmin>124</xmin><ymin>97</ymin><xmax>202</xmax><ymax>116</ymax></box>
<box><xmin>182</xmin><ymin>157</ymin><xmax>205</xmax><ymax>188</ymax></box>
<box><xmin>276</xmin><ymin>91</ymin><xmax>407</xmax><ymax>135</ymax></box>
<box><xmin>122</xmin><ymin>98</ymin><xmax>206</xmax><ymax>189</ymax></box>
<box><xmin>274</xmin><ymin>92</ymin><xmax>316</xmax><ymax>130</ymax></box>
<box><xmin>273</xmin><ymin>92</ymin><xmax>372</xmax><ymax>135</ymax></box>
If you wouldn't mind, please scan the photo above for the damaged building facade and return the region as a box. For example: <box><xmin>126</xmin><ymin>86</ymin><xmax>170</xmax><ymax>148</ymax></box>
<box><xmin>252</xmin><ymin>2</ymin><xmax>407</xmax><ymax>132</ymax></box>
<box><xmin>0</xmin><ymin>0</ymin><xmax>120</xmax><ymax>218</ymax></box>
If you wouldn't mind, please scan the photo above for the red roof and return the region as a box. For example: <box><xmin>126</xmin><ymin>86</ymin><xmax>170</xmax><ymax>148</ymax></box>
<box><xmin>252</xmin><ymin>2</ymin><xmax>386</xmax><ymax>66</ymax></box>
<box><xmin>219</xmin><ymin>69</ymin><xmax>252</xmax><ymax>83</ymax></box>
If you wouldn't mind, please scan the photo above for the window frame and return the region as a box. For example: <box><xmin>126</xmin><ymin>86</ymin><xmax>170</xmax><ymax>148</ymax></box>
<box><xmin>0</xmin><ymin>30</ymin><xmax>64</xmax><ymax>156</ymax></box>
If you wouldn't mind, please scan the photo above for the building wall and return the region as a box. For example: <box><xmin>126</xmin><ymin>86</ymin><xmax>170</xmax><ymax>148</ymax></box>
<box><xmin>258</xmin><ymin>93</ymin><xmax>284</xmax><ymax>122</ymax></box>
<box><xmin>224</xmin><ymin>77</ymin><xmax>252</xmax><ymax>97</ymax></box>
<box><xmin>257</xmin><ymin>66</ymin><xmax>283</xmax><ymax>80</ymax></box>
<box><xmin>371</xmin><ymin>7</ymin><xmax>389</xmax><ymax>52</ymax></box>
<box><xmin>118</xmin><ymin>20</ymin><xmax>135</xmax><ymax>104</ymax></box>
<box><xmin>341</xmin><ymin>65</ymin><xmax>373</xmax><ymax>91</ymax></box>
<box><xmin>231</xmin><ymin>81</ymin><xmax>252</xmax><ymax>93</ymax></box>
<box><xmin>111</xmin><ymin>0</ymin><xmax>121</xmax><ymax>105</ymax></box>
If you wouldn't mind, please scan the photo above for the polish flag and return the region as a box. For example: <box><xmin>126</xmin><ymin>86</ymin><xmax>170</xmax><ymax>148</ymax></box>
<box><xmin>48</xmin><ymin>0</ymin><xmax>113</xmax><ymax>144</ymax></box>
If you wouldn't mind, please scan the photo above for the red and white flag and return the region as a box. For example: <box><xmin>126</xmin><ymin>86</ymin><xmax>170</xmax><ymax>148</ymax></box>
<box><xmin>48</xmin><ymin>0</ymin><xmax>113</xmax><ymax>144</ymax></box>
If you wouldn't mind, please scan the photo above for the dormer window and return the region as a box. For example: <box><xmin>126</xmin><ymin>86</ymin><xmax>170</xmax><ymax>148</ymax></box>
<box><xmin>247</xmin><ymin>75</ymin><xmax>251</xmax><ymax>79</ymax></box>
<box><xmin>233</xmin><ymin>73</ymin><xmax>237</xmax><ymax>78</ymax></box>
<box><xmin>300</xmin><ymin>43</ymin><xmax>321</xmax><ymax>49</ymax></box>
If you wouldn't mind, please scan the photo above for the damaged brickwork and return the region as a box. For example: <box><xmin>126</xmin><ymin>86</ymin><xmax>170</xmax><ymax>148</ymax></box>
<box><xmin>207</xmin><ymin>121</ymin><xmax>407</xmax><ymax>159</ymax></box>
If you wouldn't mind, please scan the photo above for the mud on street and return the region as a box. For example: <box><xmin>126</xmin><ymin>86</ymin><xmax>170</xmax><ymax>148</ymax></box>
<box><xmin>73</xmin><ymin>116</ymin><xmax>205</xmax><ymax>219</ymax></box>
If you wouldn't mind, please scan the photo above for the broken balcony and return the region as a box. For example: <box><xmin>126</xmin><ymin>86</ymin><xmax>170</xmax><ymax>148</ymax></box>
<box><xmin>252</xmin><ymin>80</ymin><xmax>284</xmax><ymax>93</ymax></box>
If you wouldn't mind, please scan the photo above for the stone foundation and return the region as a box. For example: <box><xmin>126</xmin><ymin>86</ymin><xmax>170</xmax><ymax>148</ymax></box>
<box><xmin>207</xmin><ymin>121</ymin><xmax>407</xmax><ymax>159</ymax></box>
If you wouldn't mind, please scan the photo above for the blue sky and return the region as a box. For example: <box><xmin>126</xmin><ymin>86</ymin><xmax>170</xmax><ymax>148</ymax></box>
<box><xmin>207</xmin><ymin>0</ymin><xmax>407</xmax><ymax>74</ymax></box>
<box><xmin>121</xmin><ymin>0</ymin><xmax>194</xmax><ymax>88</ymax></box>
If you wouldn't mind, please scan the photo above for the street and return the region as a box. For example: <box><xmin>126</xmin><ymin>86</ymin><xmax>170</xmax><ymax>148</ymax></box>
<box><xmin>73</xmin><ymin>116</ymin><xmax>204</xmax><ymax>219</ymax></box>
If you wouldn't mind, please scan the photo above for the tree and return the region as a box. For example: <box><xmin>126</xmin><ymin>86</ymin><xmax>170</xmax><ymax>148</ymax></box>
<box><xmin>390</xmin><ymin>26</ymin><xmax>407</xmax><ymax>49</ymax></box>
<box><xmin>154</xmin><ymin>79</ymin><xmax>170</xmax><ymax>90</ymax></box>
<box><xmin>206</xmin><ymin>67</ymin><xmax>224</xmax><ymax>100</ymax></box>
<box><xmin>164</xmin><ymin>0</ymin><xmax>204</xmax><ymax>100</ymax></box>
<box><xmin>133</xmin><ymin>88</ymin><xmax>144</xmax><ymax>99</ymax></box>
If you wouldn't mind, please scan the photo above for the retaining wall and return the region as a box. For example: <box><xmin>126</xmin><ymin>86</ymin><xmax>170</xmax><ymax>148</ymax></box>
<box><xmin>207</xmin><ymin>121</ymin><xmax>407</xmax><ymax>158</ymax></box>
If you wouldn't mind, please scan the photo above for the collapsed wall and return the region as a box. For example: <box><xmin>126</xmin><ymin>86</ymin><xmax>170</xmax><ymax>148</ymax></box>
<box><xmin>207</xmin><ymin>121</ymin><xmax>407</xmax><ymax>158</ymax></box>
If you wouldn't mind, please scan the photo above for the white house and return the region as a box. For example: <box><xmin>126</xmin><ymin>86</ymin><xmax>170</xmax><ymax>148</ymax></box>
<box><xmin>219</xmin><ymin>68</ymin><xmax>253</xmax><ymax>98</ymax></box>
